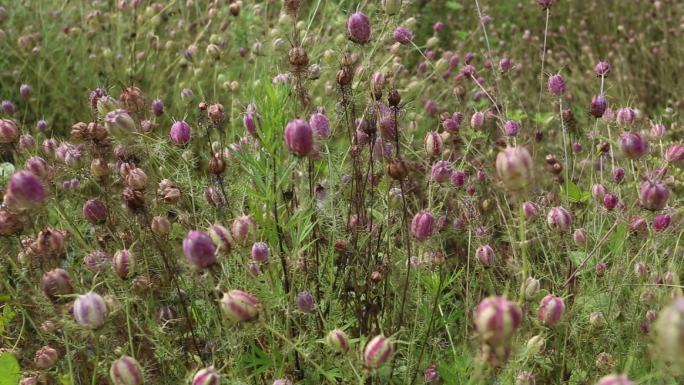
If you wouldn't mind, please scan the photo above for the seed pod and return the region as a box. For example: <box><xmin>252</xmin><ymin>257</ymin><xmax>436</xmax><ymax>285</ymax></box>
<box><xmin>653</xmin><ymin>213</ymin><xmax>671</xmax><ymax>232</ymax></box>
<box><xmin>595</xmin><ymin>374</ymin><xmax>634</xmax><ymax>385</ymax></box>
<box><xmin>431</xmin><ymin>161</ymin><xmax>452</xmax><ymax>183</ymax></box>
<box><xmin>105</xmin><ymin>109</ymin><xmax>135</xmax><ymax>134</ymax></box>
<box><xmin>34</xmin><ymin>346</ymin><xmax>59</xmax><ymax>369</ymax></box>
<box><xmin>219</xmin><ymin>290</ymin><xmax>261</xmax><ymax>322</ymax></box>
<box><xmin>496</xmin><ymin>146</ymin><xmax>534</xmax><ymax>192</ymax></box>
<box><xmin>526</xmin><ymin>335</ymin><xmax>546</xmax><ymax>355</ymax></box>
<box><xmin>112</xmin><ymin>249</ymin><xmax>135</xmax><ymax>279</ymax></box>
<box><xmin>109</xmin><ymin>355</ymin><xmax>144</xmax><ymax>385</ymax></box>
<box><xmin>547</xmin><ymin>207</ymin><xmax>571</xmax><ymax>232</ymax></box>
<box><xmin>411</xmin><ymin>210</ymin><xmax>435</xmax><ymax>241</ymax></box>
<box><xmin>590</xmin><ymin>95</ymin><xmax>607</xmax><ymax>118</ymax></box>
<box><xmin>84</xmin><ymin>250</ymin><xmax>109</xmax><ymax>273</ymax></box>
<box><xmin>192</xmin><ymin>366</ymin><xmax>220</xmax><ymax>385</ymax></box>
<box><xmin>150</xmin><ymin>216</ymin><xmax>170</xmax><ymax>236</ymax></box>
<box><xmin>619</xmin><ymin>131</ymin><xmax>648</xmax><ymax>159</ymax></box>
<box><xmin>309</xmin><ymin>112</ymin><xmax>330</xmax><ymax>139</ymax></box>
<box><xmin>169</xmin><ymin>121</ymin><xmax>192</xmax><ymax>146</ymax></box>
<box><xmin>251</xmin><ymin>242</ymin><xmax>269</xmax><ymax>262</ymax></box>
<box><xmin>3</xmin><ymin>170</ymin><xmax>47</xmax><ymax>211</ymax></box>
<box><xmin>589</xmin><ymin>311</ymin><xmax>606</xmax><ymax>328</ymax></box>
<box><xmin>537</xmin><ymin>294</ymin><xmax>565</xmax><ymax>327</ymax></box>
<box><xmin>470</xmin><ymin>111</ymin><xmax>485</xmax><ymax>128</ymax></box>
<box><xmin>516</xmin><ymin>372</ymin><xmax>536</xmax><ymax>385</ymax></box>
<box><xmin>476</xmin><ymin>244</ymin><xmax>495</xmax><ymax>266</ymax></box>
<box><xmin>41</xmin><ymin>268</ymin><xmax>73</xmax><ymax>300</ymax></box>
<box><xmin>326</xmin><ymin>329</ymin><xmax>350</xmax><ymax>353</ymax></box>
<box><xmin>522</xmin><ymin>202</ymin><xmax>539</xmax><ymax>220</ymax></box>
<box><xmin>639</xmin><ymin>181</ymin><xmax>669</xmax><ymax>211</ymax></box>
<box><xmin>424</xmin><ymin>131</ymin><xmax>442</xmax><ymax>158</ymax></box>
<box><xmin>231</xmin><ymin>215</ymin><xmax>257</xmax><ymax>245</ymax></box>
<box><xmin>0</xmin><ymin>118</ymin><xmax>18</xmax><ymax>143</ymax></box>
<box><xmin>524</xmin><ymin>277</ymin><xmax>541</xmax><ymax>298</ymax></box>
<box><xmin>364</xmin><ymin>335</ymin><xmax>393</xmax><ymax>368</ymax></box>
<box><xmin>183</xmin><ymin>230</ymin><xmax>217</xmax><ymax>268</ymax></box>
<box><xmin>284</xmin><ymin>118</ymin><xmax>313</xmax><ymax>157</ymax></box>
<box><xmin>474</xmin><ymin>296</ymin><xmax>523</xmax><ymax>346</ymax></box>
<box><xmin>616</xmin><ymin>108</ymin><xmax>636</xmax><ymax>126</ymax></box>
<box><xmin>547</xmin><ymin>74</ymin><xmax>566</xmax><ymax>96</ymax></box>
<box><xmin>73</xmin><ymin>292</ymin><xmax>108</xmax><ymax>329</ymax></box>
<box><xmin>297</xmin><ymin>291</ymin><xmax>315</xmax><ymax>313</ymax></box>
<box><xmin>347</xmin><ymin>12</ymin><xmax>371</xmax><ymax>44</ymax></box>
<box><xmin>83</xmin><ymin>198</ymin><xmax>107</xmax><ymax>223</ymax></box>
<box><xmin>653</xmin><ymin>297</ymin><xmax>684</xmax><ymax>367</ymax></box>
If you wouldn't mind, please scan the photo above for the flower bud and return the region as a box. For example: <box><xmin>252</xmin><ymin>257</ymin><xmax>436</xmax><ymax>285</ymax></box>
<box><xmin>284</xmin><ymin>118</ymin><xmax>313</xmax><ymax>157</ymax></box>
<box><xmin>297</xmin><ymin>291</ymin><xmax>315</xmax><ymax>313</ymax></box>
<box><xmin>347</xmin><ymin>12</ymin><xmax>371</xmax><ymax>44</ymax></box>
<box><xmin>109</xmin><ymin>355</ymin><xmax>144</xmax><ymax>385</ymax></box>
<box><xmin>595</xmin><ymin>374</ymin><xmax>634</xmax><ymax>385</ymax></box>
<box><xmin>112</xmin><ymin>249</ymin><xmax>135</xmax><ymax>279</ymax></box>
<box><xmin>192</xmin><ymin>366</ymin><xmax>220</xmax><ymax>385</ymax></box>
<box><xmin>537</xmin><ymin>294</ymin><xmax>565</xmax><ymax>327</ymax></box>
<box><xmin>326</xmin><ymin>329</ymin><xmax>349</xmax><ymax>353</ymax></box>
<box><xmin>547</xmin><ymin>206</ymin><xmax>571</xmax><ymax>232</ymax></box>
<box><xmin>220</xmin><ymin>290</ymin><xmax>261</xmax><ymax>322</ymax></box>
<box><xmin>639</xmin><ymin>181</ymin><xmax>669</xmax><ymax>211</ymax></box>
<box><xmin>364</xmin><ymin>335</ymin><xmax>393</xmax><ymax>368</ymax></box>
<box><xmin>3</xmin><ymin>170</ymin><xmax>47</xmax><ymax>210</ymax></box>
<box><xmin>474</xmin><ymin>296</ymin><xmax>523</xmax><ymax>346</ymax></box>
<box><xmin>83</xmin><ymin>198</ymin><xmax>107</xmax><ymax>223</ymax></box>
<box><xmin>183</xmin><ymin>230</ymin><xmax>217</xmax><ymax>268</ymax></box>
<box><xmin>231</xmin><ymin>215</ymin><xmax>257</xmax><ymax>245</ymax></box>
<box><xmin>619</xmin><ymin>131</ymin><xmax>648</xmax><ymax>159</ymax></box>
<box><xmin>665</xmin><ymin>144</ymin><xmax>684</xmax><ymax>164</ymax></box>
<box><xmin>170</xmin><ymin>120</ymin><xmax>192</xmax><ymax>145</ymax></box>
<box><xmin>476</xmin><ymin>244</ymin><xmax>495</xmax><ymax>266</ymax></box>
<box><xmin>41</xmin><ymin>268</ymin><xmax>73</xmax><ymax>300</ymax></box>
<box><xmin>34</xmin><ymin>346</ymin><xmax>59</xmax><ymax>369</ymax></box>
<box><xmin>591</xmin><ymin>183</ymin><xmax>607</xmax><ymax>202</ymax></box>
<box><xmin>522</xmin><ymin>201</ymin><xmax>539</xmax><ymax>220</ymax></box>
<box><xmin>651</xmin><ymin>123</ymin><xmax>666</xmax><ymax>138</ymax></box>
<box><xmin>496</xmin><ymin>146</ymin><xmax>534</xmax><ymax>191</ymax></box>
<box><xmin>73</xmin><ymin>292</ymin><xmax>108</xmax><ymax>329</ymax></box>
<box><xmin>411</xmin><ymin>210</ymin><xmax>435</xmax><ymax>241</ymax></box>
<box><xmin>504</xmin><ymin>120</ymin><xmax>520</xmax><ymax>136</ymax></box>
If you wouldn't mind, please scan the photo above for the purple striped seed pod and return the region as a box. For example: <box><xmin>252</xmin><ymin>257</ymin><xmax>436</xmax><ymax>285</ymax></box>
<box><xmin>0</xmin><ymin>119</ymin><xmax>18</xmax><ymax>143</ymax></box>
<box><xmin>112</xmin><ymin>249</ymin><xmax>135</xmax><ymax>279</ymax></box>
<box><xmin>431</xmin><ymin>161</ymin><xmax>452</xmax><ymax>183</ymax></box>
<box><xmin>547</xmin><ymin>207</ymin><xmax>571</xmax><ymax>232</ymax></box>
<box><xmin>364</xmin><ymin>335</ymin><xmax>393</xmax><ymax>368</ymax></box>
<box><xmin>297</xmin><ymin>291</ymin><xmax>315</xmax><ymax>313</ymax></box>
<box><xmin>595</xmin><ymin>374</ymin><xmax>634</xmax><ymax>385</ymax></box>
<box><xmin>309</xmin><ymin>112</ymin><xmax>330</xmax><ymax>139</ymax></box>
<box><xmin>591</xmin><ymin>184</ymin><xmax>607</xmax><ymax>202</ymax></box>
<box><xmin>220</xmin><ymin>290</ymin><xmax>261</xmax><ymax>322</ymax></box>
<box><xmin>84</xmin><ymin>250</ymin><xmax>109</xmax><ymax>273</ymax></box>
<box><xmin>664</xmin><ymin>144</ymin><xmax>684</xmax><ymax>164</ymax></box>
<box><xmin>650</xmin><ymin>123</ymin><xmax>666</xmax><ymax>138</ymax></box>
<box><xmin>231</xmin><ymin>215</ymin><xmax>257</xmax><ymax>245</ymax></box>
<box><xmin>653</xmin><ymin>297</ymin><xmax>684</xmax><ymax>365</ymax></box>
<box><xmin>183</xmin><ymin>230</ymin><xmax>217</xmax><ymax>269</ymax></box>
<box><xmin>474</xmin><ymin>296</ymin><xmax>523</xmax><ymax>347</ymax></box>
<box><xmin>150</xmin><ymin>216</ymin><xmax>171</xmax><ymax>236</ymax></box>
<box><xmin>451</xmin><ymin>170</ymin><xmax>466</xmax><ymax>187</ymax></box>
<box><xmin>208</xmin><ymin>224</ymin><xmax>233</xmax><ymax>253</ymax></box>
<box><xmin>25</xmin><ymin>156</ymin><xmax>50</xmax><ymax>179</ymax></box>
<box><xmin>504</xmin><ymin>120</ymin><xmax>520</xmax><ymax>136</ymax></box>
<box><xmin>619</xmin><ymin>131</ymin><xmax>648</xmax><ymax>159</ymax></box>
<box><xmin>496</xmin><ymin>146</ymin><xmax>534</xmax><ymax>191</ymax></box>
<box><xmin>537</xmin><ymin>294</ymin><xmax>565</xmax><ymax>327</ymax></box>
<box><xmin>18</xmin><ymin>134</ymin><xmax>35</xmax><ymax>150</ymax></box>
<box><xmin>524</xmin><ymin>277</ymin><xmax>540</xmax><ymax>299</ymax></box>
<box><xmin>424</xmin><ymin>131</ymin><xmax>442</xmax><ymax>157</ymax></box>
<box><xmin>169</xmin><ymin>120</ymin><xmax>192</xmax><ymax>146</ymax></box>
<box><xmin>476</xmin><ymin>245</ymin><xmax>495</xmax><ymax>266</ymax></box>
<box><xmin>616</xmin><ymin>108</ymin><xmax>636</xmax><ymax>126</ymax></box>
<box><xmin>393</xmin><ymin>26</ymin><xmax>413</xmax><ymax>44</ymax></box>
<box><xmin>192</xmin><ymin>366</ymin><xmax>220</xmax><ymax>385</ymax></box>
<box><xmin>109</xmin><ymin>355</ymin><xmax>144</xmax><ymax>385</ymax></box>
<box><xmin>411</xmin><ymin>210</ymin><xmax>435</xmax><ymax>241</ymax></box>
<box><xmin>73</xmin><ymin>292</ymin><xmax>108</xmax><ymax>329</ymax></box>
<box><xmin>326</xmin><ymin>329</ymin><xmax>350</xmax><ymax>353</ymax></box>
<box><xmin>603</xmin><ymin>193</ymin><xmax>618</xmax><ymax>211</ymax></box>
<box><xmin>594</xmin><ymin>61</ymin><xmax>611</xmax><ymax>77</ymax></box>
<box><xmin>284</xmin><ymin>118</ymin><xmax>314</xmax><ymax>157</ymax></box>
<box><xmin>522</xmin><ymin>201</ymin><xmax>539</xmax><ymax>220</ymax></box>
<box><xmin>347</xmin><ymin>12</ymin><xmax>371</xmax><ymax>44</ymax></box>
<box><xmin>34</xmin><ymin>345</ymin><xmax>59</xmax><ymax>369</ymax></box>
<box><xmin>150</xmin><ymin>98</ymin><xmax>164</xmax><ymax>116</ymax></box>
<box><xmin>547</xmin><ymin>74</ymin><xmax>566</xmax><ymax>96</ymax></box>
<box><xmin>590</xmin><ymin>95</ymin><xmax>608</xmax><ymax>118</ymax></box>
<box><xmin>470</xmin><ymin>111</ymin><xmax>485</xmax><ymax>129</ymax></box>
<box><xmin>158</xmin><ymin>305</ymin><xmax>179</xmax><ymax>324</ymax></box>
<box><xmin>251</xmin><ymin>242</ymin><xmax>269</xmax><ymax>262</ymax></box>
<box><xmin>41</xmin><ymin>268</ymin><xmax>73</xmax><ymax>300</ymax></box>
<box><xmin>3</xmin><ymin>170</ymin><xmax>47</xmax><ymax>211</ymax></box>
<box><xmin>653</xmin><ymin>213</ymin><xmax>671</xmax><ymax>232</ymax></box>
<box><xmin>573</xmin><ymin>228</ymin><xmax>588</xmax><ymax>247</ymax></box>
<box><xmin>83</xmin><ymin>198</ymin><xmax>108</xmax><ymax>223</ymax></box>
<box><xmin>639</xmin><ymin>181</ymin><xmax>669</xmax><ymax>211</ymax></box>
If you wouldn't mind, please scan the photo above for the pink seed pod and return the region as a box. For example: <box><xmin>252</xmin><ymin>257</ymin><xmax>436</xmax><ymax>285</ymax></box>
<box><xmin>0</xmin><ymin>118</ymin><xmax>19</xmax><ymax>143</ymax></box>
<box><xmin>243</xmin><ymin>112</ymin><xmax>257</xmax><ymax>136</ymax></box>
<box><xmin>18</xmin><ymin>134</ymin><xmax>36</xmax><ymax>150</ymax></box>
<box><xmin>431</xmin><ymin>161</ymin><xmax>452</xmax><ymax>183</ymax></box>
<box><xmin>112</xmin><ymin>249</ymin><xmax>135</xmax><ymax>279</ymax></box>
<box><xmin>620</xmin><ymin>131</ymin><xmax>648</xmax><ymax>159</ymax></box>
<box><xmin>364</xmin><ymin>335</ymin><xmax>393</xmax><ymax>368</ymax></box>
<box><xmin>524</xmin><ymin>277</ymin><xmax>541</xmax><ymax>298</ymax></box>
<box><xmin>573</xmin><ymin>228</ymin><xmax>588</xmax><ymax>247</ymax></box>
<box><xmin>629</xmin><ymin>217</ymin><xmax>648</xmax><ymax>234</ymax></box>
<box><xmin>3</xmin><ymin>170</ymin><xmax>47</xmax><ymax>211</ymax></box>
<box><xmin>612</xmin><ymin>167</ymin><xmax>625</xmax><ymax>183</ymax></box>
<box><xmin>537</xmin><ymin>294</ymin><xmax>565</xmax><ymax>327</ymax></box>
<box><xmin>219</xmin><ymin>290</ymin><xmax>261</xmax><ymax>322</ymax></box>
<box><xmin>516</xmin><ymin>371</ymin><xmax>536</xmax><ymax>385</ymax></box>
<box><xmin>664</xmin><ymin>144</ymin><xmax>684</xmax><ymax>164</ymax></box>
<box><xmin>208</xmin><ymin>223</ymin><xmax>233</xmax><ymax>253</ymax></box>
<box><xmin>476</xmin><ymin>244</ymin><xmax>495</xmax><ymax>266</ymax></box>
<box><xmin>19</xmin><ymin>84</ymin><xmax>32</xmax><ymax>99</ymax></box>
<box><xmin>591</xmin><ymin>183</ymin><xmax>607</xmax><ymax>202</ymax></box>
<box><xmin>150</xmin><ymin>216</ymin><xmax>171</xmax><ymax>236</ymax></box>
<box><xmin>650</xmin><ymin>123</ymin><xmax>666</xmax><ymax>138</ymax></box>
<box><xmin>653</xmin><ymin>213</ymin><xmax>671</xmax><ymax>232</ymax></box>
<box><xmin>309</xmin><ymin>112</ymin><xmax>330</xmax><ymax>139</ymax></box>
<box><xmin>594</xmin><ymin>61</ymin><xmax>611</xmax><ymax>77</ymax></box>
<box><xmin>297</xmin><ymin>291</ymin><xmax>315</xmax><ymax>313</ymax></box>
<box><xmin>284</xmin><ymin>118</ymin><xmax>314</xmax><ymax>157</ymax></box>
<box><xmin>590</xmin><ymin>95</ymin><xmax>608</xmax><ymax>118</ymax></box>
<box><xmin>474</xmin><ymin>296</ymin><xmax>523</xmax><ymax>346</ymax></box>
<box><xmin>547</xmin><ymin>74</ymin><xmax>566</xmax><ymax>96</ymax></box>
<box><xmin>522</xmin><ymin>201</ymin><xmax>540</xmax><ymax>220</ymax></box>
<box><xmin>504</xmin><ymin>120</ymin><xmax>519</xmax><ymax>136</ymax></box>
<box><xmin>347</xmin><ymin>12</ymin><xmax>371</xmax><ymax>44</ymax></box>
<box><xmin>150</xmin><ymin>98</ymin><xmax>164</xmax><ymax>116</ymax></box>
<box><xmin>470</xmin><ymin>111</ymin><xmax>485</xmax><ymax>128</ymax></box>
<box><xmin>393</xmin><ymin>26</ymin><xmax>413</xmax><ymax>44</ymax></box>
<box><xmin>411</xmin><ymin>210</ymin><xmax>435</xmax><ymax>241</ymax></box>
<box><xmin>639</xmin><ymin>181</ymin><xmax>669</xmax><ymax>211</ymax></box>
<box><xmin>82</xmin><ymin>198</ymin><xmax>108</xmax><ymax>223</ymax></box>
<box><xmin>326</xmin><ymin>329</ymin><xmax>350</xmax><ymax>353</ymax></box>
<box><xmin>547</xmin><ymin>206</ymin><xmax>571</xmax><ymax>232</ymax></box>
<box><xmin>595</xmin><ymin>374</ymin><xmax>634</xmax><ymax>385</ymax></box>
<box><xmin>424</xmin><ymin>131</ymin><xmax>443</xmax><ymax>157</ymax></box>
<box><xmin>73</xmin><ymin>292</ymin><xmax>108</xmax><ymax>329</ymax></box>
<box><xmin>192</xmin><ymin>366</ymin><xmax>220</xmax><ymax>385</ymax></box>
<box><xmin>84</xmin><ymin>250</ymin><xmax>109</xmax><ymax>273</ymax></box>
<box><xmin>25</xmin><ymin>156</ymin><xmax>50</xmax><ymax>179</ymax></box>
<box><xmin>169</xmin><ymin>120</ymin><xmax>192</xmax><ymax>145</ymax></box>
<box><xmin>603</xmin><ymin>193</ymin><xmax>618</xmax><ymax>210</ymax></box>
<box><xmin>451</xmin><ymin>170</ymin><xmax>466</xmax><ymax>187</ymax></box>
<box><xmin>34</xmin><ymin>345</ymin><xmax>59</xmax><ymax>369</ymax></box>
<box><xmin>251</xmin><ymin>242</ymin><xmax>269</xmax><ymax>262</ymax></box>
<box><xmin>41</xmin><ymin>268</ymin><xmax>73</xmax><ymax>300</ymax></box>
<box><xmin>231</xmin><ymin>214</ymin><xmax>257</xmax><ymax>245</ymax></box>
<box><xmin>371</xmin><ymin>72</ymin><xmax>385</xmax><ymax>97</ymax></box>
<box><xmin>499</xmin><ymin>58</ymin><xmax>512</xmax><ymax>72</ymax></box>
<box><xmin>495</xmin><ymin>146</ymin><xmax>534</xmax><ymax>191</ymax></box>
<box><xmin>110</xmin><ymin>355</ymin><xmax>144</xmax><ymax>385</ymax></box>
<box><xmin>616</xmin><ymin>107</ymin><xmax>636</xmax><ymax>126</ymax></box>
<box><xmin>183</xmin><ymin>230</ymin><xmax>217</xmax><ymax>268</ymax></box>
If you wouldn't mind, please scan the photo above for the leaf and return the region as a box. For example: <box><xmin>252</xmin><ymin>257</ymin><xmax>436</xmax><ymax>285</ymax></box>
<box><xmin>569</xmin><ymin>251</ymin><xmax>586</xmax><ymax>266</ymax></box>
<box><xmin>0</xmin><ymin>163</ymin><xmax>14</xmax><ymax>182</ymax></box>
<box><xmin>533</xmin><ymin>112</ymin><xmax>554</xmax><ymax>125</ymax></box>
<box><xmin>59</xmin><ymin>374</ymin><xmax>72</xmax><ymax>385</ymax></box>
<box><xmin>607</xmin><ymin>223</ymin><xmax>627</xmax><ymax>256</ymax></box>
<box><xmin>560</xmin><ymin>181</ymin><xmax>590</xmax><ymax>203</ymax></box>
<box><xmin>446</xmin><ymin>1</ymin><xmax>463</xmax><ymax>10</ymax></box>
<box><xmin>0</xmin><ymin>352</ymin><xmax>21</xmax><ymax>385</ymax></box>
